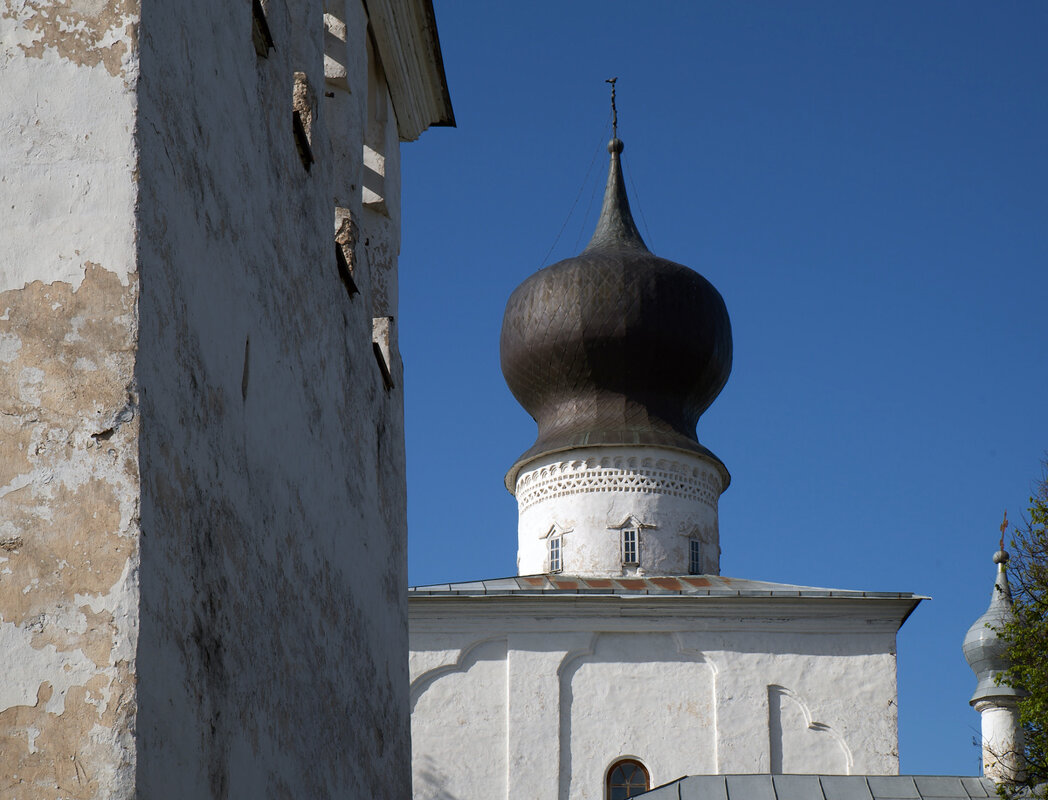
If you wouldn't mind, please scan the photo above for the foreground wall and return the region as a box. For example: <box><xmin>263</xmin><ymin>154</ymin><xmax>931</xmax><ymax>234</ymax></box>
<box><xmin>0</xmin><ymin>3</ymin><xmax>141</xmax><ymax>795</ymax></box>
<box><xmin>134</xmin><ymin>1</ymin><xmax>409</xmax><ymax>797</ymax></box>
<box><xmin>410</xmin><ymin>597</ymin><xmax>907</xmax><ymax>800</ymax></box>
<box><xmin>1</xmin><ymin>0</ymin><xmax>449</xmax><ymax>796</ymax></box>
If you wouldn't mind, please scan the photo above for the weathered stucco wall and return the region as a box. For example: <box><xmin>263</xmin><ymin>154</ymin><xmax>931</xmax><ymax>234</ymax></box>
<box><xmin>0</xmin><ymin>2</ymin><xmax>141</xmax><ymax>796</ymax></box>
<box><xmin>134</xmin><ymin>1</ymin><xmax>409</xmax><ymax>797</ymax></box>
<box><xmin>2</xmin><ymin>0</ymin><xmax>416</xmax><ymax>796</ymax></box>
<box><xmin>410</xmin><ymin>599</ymin><xmax>905</xmax><ymax>800</ymax></box>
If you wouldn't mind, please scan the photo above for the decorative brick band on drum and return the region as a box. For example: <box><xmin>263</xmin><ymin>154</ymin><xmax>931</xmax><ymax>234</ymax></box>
<box><xmin>516</xmin><ymin>457</ymin><xmax>719</xmax><ymax>512</ymax></box>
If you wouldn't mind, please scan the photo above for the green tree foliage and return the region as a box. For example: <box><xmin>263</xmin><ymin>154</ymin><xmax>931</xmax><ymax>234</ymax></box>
<box><xmin>999</xmin><ymin>464</ymin><xmax>1048</xmax><ymax>792</ymax></box>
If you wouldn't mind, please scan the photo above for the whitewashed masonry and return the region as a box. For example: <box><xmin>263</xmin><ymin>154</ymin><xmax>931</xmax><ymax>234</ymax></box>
<box><xmin>516</xmin><ymin>445</ymin><xmax>727</xmax><ymax>576</ymax></box>
<box><xmin>410</xmin><ymin>577</ymin><xmax>920</xmax><ymax>800</ymax></box>
<box><xmin>0</xmin><ymin>1</ymin><xmax>452</xmax><ymax>798</ymax></box>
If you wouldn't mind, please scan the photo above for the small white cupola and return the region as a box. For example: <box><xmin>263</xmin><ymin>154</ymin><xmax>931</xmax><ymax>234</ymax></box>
<box><xmin>963</xmin><ymin>543</ymin><xmax>1026</xmax><ymax>785</ymax></box>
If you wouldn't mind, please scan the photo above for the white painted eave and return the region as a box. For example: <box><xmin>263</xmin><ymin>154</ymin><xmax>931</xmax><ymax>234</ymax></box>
<box><xmin>408</xmin><ymin>593</ymin><xmax>925</xmax><ymax>635</ymax></box>
<box><xmin>366</xmin><ymin>0</ymin><xmax>455</xmax><ymax>141</ymax></box>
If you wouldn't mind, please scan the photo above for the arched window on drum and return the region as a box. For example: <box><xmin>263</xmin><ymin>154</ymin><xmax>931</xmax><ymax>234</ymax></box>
<box><xmin>606</xmin><ymin>758</ymin><xmax>650</xmax><ymax>799</ymax></box>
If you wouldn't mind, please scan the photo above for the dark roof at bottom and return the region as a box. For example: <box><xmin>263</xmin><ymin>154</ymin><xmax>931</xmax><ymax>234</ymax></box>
<box><xmin>638</xmin><ymin>775</ymin><xmax>996</xmax><ymax>800</ymax></box>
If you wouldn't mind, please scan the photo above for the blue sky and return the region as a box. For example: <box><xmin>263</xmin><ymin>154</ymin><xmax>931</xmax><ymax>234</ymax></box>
<box><xmin>397</xmin><ymin>1</ymin><xmax>1048</xmax><ymax>777</ymax></box>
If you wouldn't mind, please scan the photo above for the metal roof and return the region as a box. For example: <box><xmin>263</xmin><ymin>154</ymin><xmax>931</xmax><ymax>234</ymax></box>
<box><xmin>637</xmin><ymin>775</ymin><xmax>995</xmax><ymax>800</ymax></box>
<box><xmin>408</xmin><ymin>573</ymin><xmax>925</xmax><ymax>601</ymax></box>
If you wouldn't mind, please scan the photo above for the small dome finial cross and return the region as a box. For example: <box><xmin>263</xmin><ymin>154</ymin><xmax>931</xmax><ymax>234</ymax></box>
<box><xmin>994</xmin><ymin>511</ymin><xmax>1011</xmax><ymax>568</ymax></box>
<box><xmin>606</xmin><ymin>77</ymin><xmax>618</xmax><ymax>139</ymax></box>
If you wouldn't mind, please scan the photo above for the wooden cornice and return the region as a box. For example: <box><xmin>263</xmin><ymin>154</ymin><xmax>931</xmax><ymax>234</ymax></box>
<box><xmin>365</xmin><ymin>0</ymin><xmax>455</xmax><ymax>141</ymax></box>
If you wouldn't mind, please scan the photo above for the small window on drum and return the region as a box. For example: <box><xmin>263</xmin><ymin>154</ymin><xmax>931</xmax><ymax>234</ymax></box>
<box><xmin>689</xmin><ymin>539</ymin><xmax>702</xmax><ymax>574</ymax></box>
<box><xmin>606</xmin><ymin>759</ymin><xmax>650</xmax><ymax>799</ymax></box>
<box><xmin>621</xmin><ymin>528</ymin><xmax>639</xmax><ymax>565</ymax></box>
<box><xmin>549</xmin><ymin>536</ymin><xmax>562</xmax><ymax>573</ymax></box>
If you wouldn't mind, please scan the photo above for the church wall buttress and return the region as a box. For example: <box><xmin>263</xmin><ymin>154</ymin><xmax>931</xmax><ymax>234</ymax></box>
<box><xmin>507</xmin><ymin>636</ymin><xmax>584</xmax><ymax>800</ymax></box>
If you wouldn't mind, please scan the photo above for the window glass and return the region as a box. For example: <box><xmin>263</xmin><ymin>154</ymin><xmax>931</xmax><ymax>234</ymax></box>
<box><xmin>607</xmin><ymin>759</ymin><xmax>649</xmax><ymax>799</ymax></box>
<box><xmin>550</xmin><ymin>537</ymin><xmax>562</xmax><ymax>573</ymax></box>
<box><xmin>689</xmin><ymin>539</ymin><xmax>702</xmax><ymax>574</ymax></box>
<box><xmin>622</xmin><ymin>529</ymin><xmax>638</xmax><ymax>564</ymax></box>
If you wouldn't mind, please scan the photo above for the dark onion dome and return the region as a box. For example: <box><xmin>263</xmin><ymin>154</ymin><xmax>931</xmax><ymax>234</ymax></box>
<box><xmin>963</xmin><ymin>550</ymin><xmax>1025</xmax><ymax>703</ymax></box>
<box><xmin>500</xmin><ymin>137</ymin><xmax>732</xmax><ymax>491</ymax></box>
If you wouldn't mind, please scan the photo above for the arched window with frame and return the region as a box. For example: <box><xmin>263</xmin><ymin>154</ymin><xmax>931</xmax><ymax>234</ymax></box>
<box><xmin>606</xmin><ymin>758</ymin><xmax>650</xmax><ymax>799</ymax></box>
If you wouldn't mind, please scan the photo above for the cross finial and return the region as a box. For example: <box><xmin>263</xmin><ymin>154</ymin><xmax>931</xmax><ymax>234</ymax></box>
<box><xmin>1000</xmin><ymin>511</ymin><xmax>1008</xmax><ymax>550</ymax></box>
<box><xmin>606</xmin><ymin>77</ymin><xmax>618</xmax><ymax>139</ymax></box>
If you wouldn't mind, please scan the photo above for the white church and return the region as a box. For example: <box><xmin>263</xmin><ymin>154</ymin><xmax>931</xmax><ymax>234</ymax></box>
<box><xmin>407</xmin><ymin>127</ymin><xmax>1023</xmax><ymax>800</ymax></box>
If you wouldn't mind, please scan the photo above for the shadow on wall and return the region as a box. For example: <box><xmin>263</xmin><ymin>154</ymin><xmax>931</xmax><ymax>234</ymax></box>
<box><xmin>415</xmin><ymin>755</ymin><xmax>462</xmax><ymax>800</ymax></box>
<box><xmin>768</xmin><ymin>684</ymin><xmax>852</xmax><ymax>775</ymax></box>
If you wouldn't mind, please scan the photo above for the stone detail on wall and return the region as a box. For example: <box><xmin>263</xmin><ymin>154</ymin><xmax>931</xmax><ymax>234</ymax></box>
<box><xmin>252</xmin><ymin>0</ymin><xmax>275</xmax><ymax>58</ymax></box>
<box><xmin>334</xmin><ymin>210</ymin><xmax>360</xmax><ymax>298</ymax></box>
<box><xmin>768</xmin><ymin>685</ymin><xmax>852</xmax><ymax>775</ymax></box>
<box><xmin>409</xmin><ymin>637</ymin><xmax>506</xmax><ymax>712</ymax></box>
<box><xmin>516</xmin><ymin>456</ymin><xmax>720</xmax><ymax>513</ymax></box>
<box><xmin>372</xmin><ymin>316</ymin><xmax>395</xmax><ymax>390</ymax></box>
<box><xmin>322</xmin><ymin>10</ymin><xmax>347</xmax><ymax>85</ymax></box>
<box><xmin>411</xmin><ymin>639</ymin><xmax>509</xmax><ymax>800</ymax></box>
<box><xmin>292</xmin><ymin>71</ymin><xmax>317</xmax><ymax>170</ymax></box>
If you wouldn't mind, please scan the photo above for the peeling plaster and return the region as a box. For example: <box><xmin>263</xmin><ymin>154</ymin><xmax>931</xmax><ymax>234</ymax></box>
<box><xmin>0</xmin><ymin>265</ymin><xmax>139</xmax><ymax>798</ymax></box>
<box><xmin>1</xmin><ymin>0</ymin><xmax>139</xmax><ymax>78</ymax></box>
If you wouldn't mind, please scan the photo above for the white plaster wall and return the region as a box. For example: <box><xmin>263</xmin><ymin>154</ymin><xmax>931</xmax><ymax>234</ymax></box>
<box><xmin>134</xmin><ymin>1</ymin><xmax>410</xmax><ymax>797</ymax></box>
<box><xmin>770</xmin><ymin>685</ymin><xmax>851</xmax><ymax>774</ymax></box>
<box><xmin>409</xmin><ymin>599</ymin><xmax>904</xmax><ymax>800</ymax></box>
<box><xmin>412</xmin><ymin>639</ymin><xmax>509</xmax><ymax>800</ymax></box>
<box><xmin>0</xmin><ymin>1</ymin><xmax>139</xmax><ymax>294</ymax></box>
<box><xmin>975</xmin><ymin>700</ymin><xmax>1023</xmax><ymax>783</ymax></box>
<box><xmin>706</xmin><ymin>630</ymin><xmax>899</xmax><ymax>776</ymax></box>
<box><xmin>516</xmin><ymin>446</ymin><xmax>725</xmax><ymax>577</ymax></box>
<box><xmin>562</xmin><ymin>633</ymin><xmax>716</xmax><ymax>800</ymax></box>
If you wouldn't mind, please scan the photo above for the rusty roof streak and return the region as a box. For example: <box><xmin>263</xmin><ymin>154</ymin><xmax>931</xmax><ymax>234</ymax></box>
<box><xmin>407</xmin><ymin>574</ymin><xmax>928</xmax><ymax>603</ymax></box>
